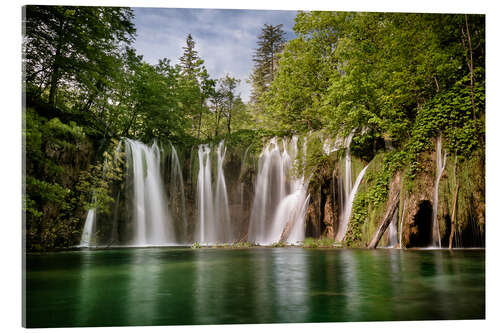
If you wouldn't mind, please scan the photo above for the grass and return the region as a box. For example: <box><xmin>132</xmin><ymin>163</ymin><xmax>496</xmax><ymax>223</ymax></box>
<box><xmin>231</xmin><ymin>241</ymin><xmax>253</xmax><ymax>248</ymax></box>
<box><xmin>191</xmin><ymin>242</ymin><xmax>201</xmax><ymax>249</ymax></box>
<box><xmin>189</xmin><ymin>238</ymin><xmax>345</xmax><ymax>249</ymax></box>
<box><xmin>302</xmin><ymin>237</ymin><xmax>343</xmax><ymax>248</ymax></box>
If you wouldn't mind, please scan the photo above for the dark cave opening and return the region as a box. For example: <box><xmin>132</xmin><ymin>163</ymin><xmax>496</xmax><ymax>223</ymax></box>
<box><xmin>408</xmin><ymin>200</ymin><xmax>433</xmax><ymax>247</ymax></box>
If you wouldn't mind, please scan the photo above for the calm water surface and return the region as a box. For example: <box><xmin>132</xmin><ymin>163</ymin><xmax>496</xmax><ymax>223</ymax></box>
<box><xmin>25</xmin><ymin>248</ymin><xmax>484</xmax><ymax>327</ymax></box>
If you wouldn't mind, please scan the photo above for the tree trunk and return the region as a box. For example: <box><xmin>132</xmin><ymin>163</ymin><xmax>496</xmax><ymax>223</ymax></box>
<box><xmin>368</xmin><ymin>191</ymin><xmax>400</xmax><ymax>249</ymax></box>
<box><xmin>48</xmin><ymin>15</ymin><xmax>66</xmax><ymax>106</ymax></box>
<box><xmin>215</xmin><ymin>101</ymin><xmax>220</xmax><ymax>137</ymax></box>
<box><xmin>48</xmin><ymin>60</ymin><xmax>60</xmax><ymax>106</ymax></box>
<box><xmin>280</xmin><ymin>219</ymin><xmax>293</xmax><ymax>243</ymax></box>
<box><xmin>226</xmin><ymin>102</ymin><xmax>232</xmax><ymax>135</ymax></box>
<box><xmin>462</xmin><ymin>14</ymin><xmax>476</xmax><ymax>122</ymax></box>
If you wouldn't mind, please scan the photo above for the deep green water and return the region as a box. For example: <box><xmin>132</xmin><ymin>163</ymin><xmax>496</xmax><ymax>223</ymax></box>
<box><xmin>25</xmin><ymin>247</ymin><xmax>484</xmax><ymax>327</ymax></box>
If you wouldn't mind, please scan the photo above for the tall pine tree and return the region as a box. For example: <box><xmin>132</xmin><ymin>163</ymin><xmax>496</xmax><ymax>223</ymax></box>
<box><xmin>179</xmin><ymin>34</ymin><xmax>215</xmax><ymax>139</ymax></box>
<box><xmin>179</xmin><ymin>33</ymin><xmax>203</xmax><ymax>79</ymax></box>
<box><xmin>250</xmin><ymin>24</ymin><xmax>286</xmax><ymax>106</ymax></box>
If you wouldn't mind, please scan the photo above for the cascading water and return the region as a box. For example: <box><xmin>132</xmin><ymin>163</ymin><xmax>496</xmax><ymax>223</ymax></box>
<box><xmin>323</xmin><ymin>136</ymin><xmax>343</xmax><ymax>155</ymax></box>
<box><xmin>80</xmin><ymin>207</ymin><xmax>96</xmax><ymax>247</ymax></box>
<box><xmin>387</xmin><ymin>210</ymin><xmax>399</xmax><ymax>247</ymax></box>
<box><xmin>332</xmin><ymin>130</ymin><xmax>370</xmax><ymax>243</ymax></box>
<box><xmin>335</xmin><ymin>164</ymin><xmax>369</xmax><ymax>242</ymax></box>
<box><xmin>168</xmin><ymin>144</ymin><xmax>188</xmax><ymax>243</ymax></box>
<box><xmin>248</xmin><ymin>136</ymin><xmax>309</xmax><ymax>245</ymax></box>
<box><xmin>125</xmin><ymin>139</ymin><xmax>175</xmax><ymax>246</ymax></box>
<box><xmin>432</xmin><ymin>135</ymin><xmax>447</xmax><ymax>248</ymax></box>
<box><xmin>214</xmin><ymin>141</ymin><xmax>232</xmax><ymax>242</ymax></box>
<box><xmin>196</xmin><ymin>142</ymin><xmax>231</xmax><ymax>244</ymax></box>
<box><xmin>79</xmin><ymin>132</ymin><xmax>377</xmax><ymax>248</ymax></box>
<box><xmin>196</xmin><ymin>144</ymin><xmax>215</xmax><ymax>243</ymax></box>
<box><xmin>344</xmin><ymin>131</ymin><xmax>355</xmax><ymax>198</ymax></box>
<box><xmin>399</xmin><ymin>198</ymin><xmax>406</xmax><ymax>249</ymax></box>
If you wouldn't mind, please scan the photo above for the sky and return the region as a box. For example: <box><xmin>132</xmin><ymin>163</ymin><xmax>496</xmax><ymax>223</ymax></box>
<box><xmin>132</xmin><ymin>7</ymin><xmax>298</xmax><ymax>103</ymax></box>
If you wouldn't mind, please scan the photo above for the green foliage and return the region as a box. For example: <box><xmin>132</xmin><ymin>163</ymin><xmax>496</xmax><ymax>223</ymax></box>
<box><xmin>24</xmin><ymin>106</ymin><xmax>93</xmax><ymax>250</ymax></box>
<box><xmin>191</xmin><ymin>242</ymin><xmax>201</xmax><ymax>249</ymax></box>
<box><xmin>260</xmin><ymin>12</ymin><xmax>484</xmax><ymax>160</ymax></box>
<box><xmin>76</xmin><ymin>139</ymin><xmax>125</xmax><ymax>214</ymax></box>
<box><xmin>231</xmin><ymin>241</ymin><xmax>253</xmax><ymax>248</ymax></box>
<box><xmin>303</xmin><ymin>237</ymin><xmax>340</xmax><ymax>248</ymax></box>
<box><xmin>24</xmin><ymin>104</ymin><xmax>127</xmax><ymax>250</ymax></box>
<box><xmin>303</xmin><ymin>134</ymin><xmax>329</xmax><ymax>178</ymax></box>
<box><xmin>404</xmin><ymin>75</ymin><xmax>485</xmax><ymax>178</ymax></box>
<box><xmin>25</xmin><ymin>176</ymin><xmax>70</xmax><ymax>218</ymax></box>
<box><xmin>345</xmin><ymin>151</ymin><xmax>406</xmax><ymax>246</ymax></box>
<box><xmin>24</xmin><ymin>6</ymin><xmax>136</xmax><ymax>105</ymax></box>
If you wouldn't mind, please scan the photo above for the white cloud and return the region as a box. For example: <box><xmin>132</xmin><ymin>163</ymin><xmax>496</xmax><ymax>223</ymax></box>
<box><xmin>132</xmin><ymin>8</ymin><xmax>297</xmax><ymax>102</ymax></box>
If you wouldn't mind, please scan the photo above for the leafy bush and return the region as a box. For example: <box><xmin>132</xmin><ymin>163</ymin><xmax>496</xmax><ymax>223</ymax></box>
<box><xmin>303</xmin><ymin>237</ymin><xmax>339</xmax><ymax>248</ymax></box>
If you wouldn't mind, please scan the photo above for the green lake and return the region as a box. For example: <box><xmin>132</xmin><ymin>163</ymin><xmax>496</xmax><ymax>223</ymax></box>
<box><xmin>25</xmin><ymin>247</ymin><xmax>485</xmax><ymax>327</ymax></box>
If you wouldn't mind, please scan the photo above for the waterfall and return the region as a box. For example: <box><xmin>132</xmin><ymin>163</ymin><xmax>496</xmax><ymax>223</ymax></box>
<box><xmin>323</xmin><ymin>136</ymin><xmax>343</xmax><ymax>155</ymax></box>
<box><xmin>248</xmin><ymin>136</ymin><xmax>309</xmax><ymax>245</ymax></box>
<box><xmin>399</xmin><ymin>198</ymin><xmax>406</xmax><ymax>249</ymax></box>
<box><xmin>432</xmin><ymin>135</ymin><xmax>447</xmax><ymax>248</ymax></box>
<box><xmin>214</xmin><ymin>141</ymin><xmax>232</xmax><ymax>242</ymax></box>
<box><xmin>80</xmin><ymin>208</ymin><xmax>96</xmax><ymax>247</ymax></box>
<box><xmin>334</xmin><ymin>130</ymin><xmax>368</xmax><ymax>243</ymax></box>
<box><xmin>335</xmin><ymin>164</ymin><xmax>369</xmax><ymax>242</ymax></box>
<box><xmin>248</xmin><ymin>138</ymin><xmax>282</xmax><ymax>244</ymax></box>
<box><xmin>80</xmin><ymin>138</ymin><xmax>234</xmax><ymax>247</ymax></box>
<box><xmin>125</xmin><ymin>139</ymin><xmax>175</xmax><ymax>246</ymax></box>
<box><xmin>387</xmin><ymin>210</ymin><xmax>398</xmax><ymax>247</ymax></box>
<box><xmin>195</xmin><ymin>141</ymin><xmax>231</xmax><ymax>244</ymax></box>
<box><xmin>79</xmin><ymin>132</ymin><xmax>381</xmax><ymax>248</ymax></box>
<box><xmin>344</xmin><ymin>131</ymin><xmax>355</xmax><ymax>198</ymax></box>
<box><xmin>196</xmin><ymin>144</ymin><xmax>215</xmax><ymax>243</ymax></box>
<box><xmin>168</xmin><ymin>144</ymin><xmax>188</xmax><ymax>243</ymax></box>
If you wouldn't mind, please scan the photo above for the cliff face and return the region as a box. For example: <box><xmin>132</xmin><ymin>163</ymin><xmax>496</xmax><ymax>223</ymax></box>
<box><xmin>304</xmin><ymin>142</ymin><xmax>485</xmax><ymax>248</ymax></box>
<box><xmin>305</xmin><ymin>161</ymin><xmax>343</xmax><ymax>240</ymax></box>
<box><xmin>400</xmin><ymin>147</ymin><xmax>485</xmax><ymax>248</ymax></box>
<box><xmin>401</xmin><ymin>152</ymin><xmax>436</xmax><ymax>248</ymax></box>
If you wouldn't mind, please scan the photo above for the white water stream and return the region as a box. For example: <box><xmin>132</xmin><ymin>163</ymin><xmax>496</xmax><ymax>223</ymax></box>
<box><xmin>248</xmin><ymin>136</ymin><xmax>309</xmax><ymax>245</ymax></box>
<box><xmin>432</xmin><ymin>135</ymin><xmax>447</xmax><ymax>248</ymax></box>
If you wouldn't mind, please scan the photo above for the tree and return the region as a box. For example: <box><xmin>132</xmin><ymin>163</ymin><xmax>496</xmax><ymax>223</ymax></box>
<box><xmin>179</xmin><ymin>33</ymin><xmax>204</xmax><ymax>79</ymax></box>
<box><xmin>23</xmin><ymin>5</ymin><xmax>136</xmax><ymax>106</ymax></box>
<box><xmin>209</xmin><ymin>86</ymin><xmax>225</xmax><ymax>137</ymax></box>
<box><xmin>197</xmin><ymin>68</ymin><xmax>216</xmax><ymax>139</ymax></box>
<box><xmin>250</xmin><ymin>24</ymin><xmax>286</xmax><ymax>106</ymax></box>
<box><xmin>220</xmin><ymin>75</ymin><xmax>240</xmax><ymax>136</ymax></box>
<box><xmin>179</xmin><ymin>33</ymin><xmax>214</xmax><ymax>139</ymax></box>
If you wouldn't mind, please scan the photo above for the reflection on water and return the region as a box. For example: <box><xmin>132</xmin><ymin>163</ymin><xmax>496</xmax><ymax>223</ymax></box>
<box><xmin>273</xmin><ymin>249</ymin><xmax>308</xmax><ymax>322</ymax></box>
<box><xmin>126</xmin><ymin>250</ymin><xmax>161</xmax><ymax>326</ymax></box>
<box><xmin>26</xmin><ymin>248</ymin><xmax>485</xmax><ymax>327</ymax></box>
